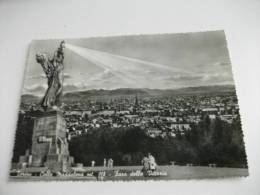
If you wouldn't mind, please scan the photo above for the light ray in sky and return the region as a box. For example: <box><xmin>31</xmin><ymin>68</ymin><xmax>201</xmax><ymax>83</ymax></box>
<box><xmin>66</xmin><ymin>43</ymin><xmax>190</xmax><ymax>74</ymax></box>
<box><xmin>84</xmin><ymin>48</ymin><xmax>150</xmax><ymax>83</ymax></box>
<box><xmin>66</xmin><ymin>43</ymin><xmax>161</xmax><ymax>86</ymax></box>
<box><xmin>83</xmin><ymin>46</ymin><xmax>190</xmax><ymax>73</ymax></box>
<box><xmin>66</xmin><ymin>43</ymin><xmax>139</xmax><ymax>87</ymax></box>
<box><xmin>65</xmin><ymin>43</ymin><xmax>198</xmax><ymax>90</ymax></box>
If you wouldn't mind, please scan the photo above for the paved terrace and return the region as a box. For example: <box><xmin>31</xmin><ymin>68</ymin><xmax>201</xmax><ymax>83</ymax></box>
<box><xmin>10</xmin><ymin>165</ymin><xmax>248</xmax><ymax>181</ymax></box>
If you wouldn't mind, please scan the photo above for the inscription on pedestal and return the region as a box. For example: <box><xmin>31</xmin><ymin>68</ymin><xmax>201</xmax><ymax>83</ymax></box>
<box><xmin>29</xmin><ymin>111</ymin><xmax>73</xmax><ymax>171</ymax></box>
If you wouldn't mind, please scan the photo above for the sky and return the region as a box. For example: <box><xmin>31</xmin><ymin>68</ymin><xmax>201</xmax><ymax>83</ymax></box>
<box><xmin>22</xmin><ymin>30</ymin><xmax>234</xmax><ymax>95</ymax></box>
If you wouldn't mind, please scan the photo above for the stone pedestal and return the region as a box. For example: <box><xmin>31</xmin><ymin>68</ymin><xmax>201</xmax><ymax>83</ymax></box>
<box><xmin>29</xmin><ymin>110</ymin><xmax>74</xmax><ymax>172</ymax></box>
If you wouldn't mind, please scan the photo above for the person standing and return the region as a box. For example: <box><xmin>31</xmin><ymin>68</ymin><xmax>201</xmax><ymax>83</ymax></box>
<box><xmin>108</xmin><ymin>158</ymin><xmax>114</xmax><ymax>168</ymax></box>
<box><xmin>91</xmin><ymin>160</ymin><xmax>95</xmax><ymax>167</ymax></box>
<box><xmin>110</xmin><ymin>159</ymin><xmax>114</xmax><ymax>167</ymax></box>
<box><xmin>141</xmin><ymin>156</ymin><xmax>150</xmax><ymax>172</ymax></box>
<box><xmin>148</xmin><ymin>153</ymin><xmax>157</xmax><ymax>171</ymax></box>
<box><xmin>103</xmin><ymin>158</ymin><xmax>107</xmax><ymax>167</ymax></box>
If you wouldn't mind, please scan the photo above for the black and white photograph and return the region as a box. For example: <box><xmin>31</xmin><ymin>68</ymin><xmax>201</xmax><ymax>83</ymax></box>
<box><xmin>10</xmin><ymin>30</ymin><xmax>248</xmax><ymax>181</ymax></box>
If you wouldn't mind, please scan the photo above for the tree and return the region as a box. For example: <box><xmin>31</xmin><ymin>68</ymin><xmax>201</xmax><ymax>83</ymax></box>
<box><xmin>12</xmin><ymin>113</ymin><xmax>34</xmax><ymax>162</ymax></box>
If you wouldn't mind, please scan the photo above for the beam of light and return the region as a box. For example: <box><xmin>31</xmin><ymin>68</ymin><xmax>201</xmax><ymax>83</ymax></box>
<box><xmin>66</xmin><ymin>43</ymin><xmax>151</xmax><ymax>84</ymax></box>
<box><xmin>86</xmin><ymin>47</ymin><xmax>190</xmax><ymax>74</ymax></box>
<box><xmin>66</xmin><ymin>43</ymin><xmax>138</xmax><ymax>87</ymax></box>
<box><xmin>83</xmin><ymin>47</ymin><xmax>150</xmax><ymax>84</ymax></box>
<box><xmin>65</xmin><ymin>43</ymin><xmax>195</xmax><ymax>90</ymax></box>
<box><xmin>66</xmin><ymin>43</ymin><xmax>190</xmax><ymax>75</ymax></box>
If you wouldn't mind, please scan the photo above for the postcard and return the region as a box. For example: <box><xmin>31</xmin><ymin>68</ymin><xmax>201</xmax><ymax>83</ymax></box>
<box><xmin>10</xmin><ymin>30</ymin><xmax>248</xmax><ymax>181</ymax></box>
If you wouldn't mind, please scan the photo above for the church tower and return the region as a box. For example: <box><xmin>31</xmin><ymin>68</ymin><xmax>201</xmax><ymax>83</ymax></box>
<box><xmin>133</xmin><ymin>95</ymin><xmax>139</xmax><ymax>114</ymax></box>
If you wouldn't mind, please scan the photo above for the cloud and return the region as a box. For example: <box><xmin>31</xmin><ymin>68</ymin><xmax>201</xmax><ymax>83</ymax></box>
<box><xmin>27</xmin><ymin>72</ymin><xmax>72</xmax><ymax>80</ymax></box>
<box><xmin>27</xmin><ymin>74</ymin><xmax>46</xmax><ymax>80</ymax></box>
<box><xmin>201</xmin><ymin>73</ymin><xmax>233</xmax><ymax>84</ymax></box>
<box><xmin>164</xmin><ymin>74</ymin><xmax>203</xmax><ymax>82</ymax></box>
<box><xmin>85</xmin><ymin>69</ymin><xmax>114</xmax><ymax>82</ymax></box>
<box><xmin>213</xmin><ymin>61</ymin><xmax>231</xmax><ymax>66</ymax></box>
<box><xmin>63</xmin><ymin>84</ymin><xmax>80</xmax><ymax>92</ymax></box>
<box><xmin>23</xmin><ymin>83</ymin><xmax>47</xmax><ymax>96</ymax></box>
<box><xmin>25</xmin><ymin>83</ymin><xmax>47</xmax><ymax>90</ymax></box>
<box><xmin>63</xmin><ymin>72</ymin><xmax>71</xmax><ymax>79</ymax></box>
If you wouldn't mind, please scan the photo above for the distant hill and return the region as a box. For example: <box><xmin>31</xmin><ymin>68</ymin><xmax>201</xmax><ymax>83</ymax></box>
<box><xmin>161</xmin><ymin>85</ymin><xmax>236</xmax><ymax>95</ymax></box>
<box><xmin>21</xmin><ymin>85</ymin><xmax>236</xmax><ymax>103</ymax></box>
<box><xmin>21</xmin><ymin>94</ymin><xmax>40</xmax><ymax>104</ymax></box>
<box><xmin>63</xmin><ymin>85</ymin><xmax>235</xmax><ymax>101</ymax></box>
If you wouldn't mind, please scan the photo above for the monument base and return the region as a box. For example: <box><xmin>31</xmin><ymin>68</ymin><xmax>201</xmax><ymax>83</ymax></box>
<box><xmin>19</xmin><ymin>110</ymin><xmax>74</xmax><ymax>172</ymax></box>
<box><xmin>45</xmin><ymin>154</ymin><xmax>74</xmax><ymax>172</ymax></box>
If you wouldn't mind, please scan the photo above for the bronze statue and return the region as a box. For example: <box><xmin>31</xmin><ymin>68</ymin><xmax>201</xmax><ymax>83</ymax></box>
<box><xmin>36</xmin><ymin>41</ymin><xmax>65</xmax><ymax>110</ymax></box>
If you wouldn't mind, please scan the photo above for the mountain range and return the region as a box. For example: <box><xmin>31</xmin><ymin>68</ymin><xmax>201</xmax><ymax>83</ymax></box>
<box><xmin>21</xmin><ymin>85</ymin><xmax>236</xmax><ymax>103</ymax></box>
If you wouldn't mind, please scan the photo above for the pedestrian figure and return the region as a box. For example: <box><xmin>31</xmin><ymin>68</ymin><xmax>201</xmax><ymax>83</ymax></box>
<box><xmin>91</xmin><ymin>160</ymin><xmax>95</xmax><ymax>167</ymax></box>
<box><xmin>108</xmin><ymin>158</ymin><xmax>114</xmax><ymax>168</ymax></box>
<box><xmin>148</xmin><ymin>153</ymin><xmax>157</xmax><ymax>171</ymax></box>
<box><xmin>103</xmin><ymin>158</ymin><xmax>107</xmax><ymax>167</ymax></box>
<box><xmin>141</xmin><ymin>156</ymin><xmax>150</xmax><ymax>172</ymax></box>
<box><xmin>110</xmin><ymin>159</ymin><xmax>113</xmax><ymax>167</ymax></box>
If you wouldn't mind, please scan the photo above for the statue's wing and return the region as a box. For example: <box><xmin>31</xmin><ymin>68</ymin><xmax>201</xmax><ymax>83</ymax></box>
<box><xmin>36</xmin><ymin>53</ymin><xmax>54</xmax><ymax>79</ymax></box>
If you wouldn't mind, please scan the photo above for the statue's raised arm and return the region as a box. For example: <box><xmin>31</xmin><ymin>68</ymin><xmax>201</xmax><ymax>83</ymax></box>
<box><xmin>52</xmin><ymin>40</ymin><xmax>65</xmax><ymax>66</ymax></box>
<box><xmin>36</xmin><ymin>41</ymin><xmax>65</xmax><ymax>111</ymax></box>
